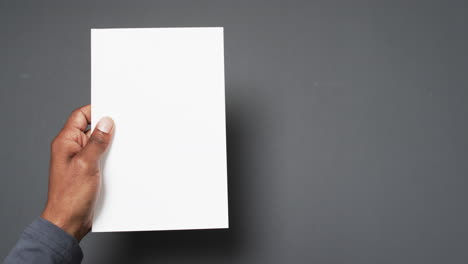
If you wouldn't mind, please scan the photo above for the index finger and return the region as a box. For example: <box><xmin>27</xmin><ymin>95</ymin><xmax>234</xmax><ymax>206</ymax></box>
<box><xmin>63</xmin><ymin>105</ymin><xmax>91</xmax><ymax>132</ymax></box>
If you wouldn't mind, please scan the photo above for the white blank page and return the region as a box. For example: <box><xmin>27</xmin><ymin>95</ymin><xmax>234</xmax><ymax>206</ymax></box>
<box><xmin>91</xmin><ymin>27</ymin><xmax>228</xmax><ymax>232</ymax></box>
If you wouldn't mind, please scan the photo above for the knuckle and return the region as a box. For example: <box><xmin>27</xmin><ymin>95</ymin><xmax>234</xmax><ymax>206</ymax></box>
<box><xmin>89</xmin><ymin>134</ymin><xmax>107</xmax><ymax>146</ymax></box>
<box><xmin>73</xmin><ymin>156</ymin><xmax>99</xmax><ymax>176</ymax></box>
<box><xmin>74</xmin><ymin>157</ymin><xmax>90</xmax><ymax>171</ymax></box>
<box><xmin>71</xmin><ymin>108</ymin><xmax>81</xmax><ymax>116</ymax></box>
<box><xmin>50</xmin><ymin>137</ymin><xmax>62</xmax><ymax>152</ymax></box>
<box><xmin>50</xmin><ymin>135</ymin><xmax>79</xmax><ymax>155</ymax></box>
<box><xmin>69</xmin><ymin>108</ymin><xmax>84</xmax><ymax>121</ymax></box>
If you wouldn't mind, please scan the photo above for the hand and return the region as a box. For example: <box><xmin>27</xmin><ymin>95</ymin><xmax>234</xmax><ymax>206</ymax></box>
<box><xmin>41</xmin><ymin>105</ymin><xmax>114</xmax><ymax>241</ymax></box>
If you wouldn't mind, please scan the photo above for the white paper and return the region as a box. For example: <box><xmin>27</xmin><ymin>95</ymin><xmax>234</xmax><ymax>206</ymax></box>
<box><xmin>91</xmin><ymin>27</ymin><xmax>228</xmax><ymax>232</ymax></box>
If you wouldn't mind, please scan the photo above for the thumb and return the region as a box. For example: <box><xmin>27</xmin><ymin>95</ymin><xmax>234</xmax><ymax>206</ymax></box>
<box><xmin>78</xmin><ymin>117</ymin><xmax>114</xmax><ymax>163</ymax></box>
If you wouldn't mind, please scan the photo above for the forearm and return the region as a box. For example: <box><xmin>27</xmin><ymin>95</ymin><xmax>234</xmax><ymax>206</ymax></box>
<box><xmin>4</xmin><ymin>217</ymin><xmax>83</xmax><ymax>264</ymax></box>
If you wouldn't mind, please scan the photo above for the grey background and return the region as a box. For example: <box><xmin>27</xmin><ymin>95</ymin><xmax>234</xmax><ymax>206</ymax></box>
<box><xmin>1</xmin><ymin>0</ymin><xmax>468</xmax><ymax>263</ymax></box>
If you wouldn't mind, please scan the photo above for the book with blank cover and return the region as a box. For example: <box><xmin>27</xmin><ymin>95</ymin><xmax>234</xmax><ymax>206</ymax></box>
<box><xmin>91</xmin><ymin>27</ymin><xmax>229</xmax><ymax>232</ymax></box>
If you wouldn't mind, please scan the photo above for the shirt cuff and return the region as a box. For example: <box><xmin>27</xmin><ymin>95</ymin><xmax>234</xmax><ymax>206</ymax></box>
<box><xmin>23</xmin><ymin>217</ymin><xmax>83</xmax><ymax>263</ymax></box>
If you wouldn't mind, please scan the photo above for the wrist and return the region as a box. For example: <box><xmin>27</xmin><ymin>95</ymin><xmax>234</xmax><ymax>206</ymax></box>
<box><xmin>41</xmin><ymin>207</ymin><xmax>90</xmax><ymax>241</ymax></box>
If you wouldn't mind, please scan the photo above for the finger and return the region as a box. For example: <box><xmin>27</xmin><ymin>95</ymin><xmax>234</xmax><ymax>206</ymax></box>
<box><xmin>63</xmin><ymin>105</ymin><xmax>91</xmax><ymax>132</ymax></box>
<box><xmin>77</xmin><ymin>117</ymin><xmax>114</xmax><ymax>163</ymax></box>
<box><xmin>51</xmin><ymin>136</ymin><xmax>82</xmax><ymax>159</ymax></box>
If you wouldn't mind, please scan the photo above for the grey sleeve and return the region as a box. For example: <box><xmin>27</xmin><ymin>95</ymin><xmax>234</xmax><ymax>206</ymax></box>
<box><xmin>3</xmin><ymin>217</ymin><xmax>83</xmax><ymax>264</ymax></box>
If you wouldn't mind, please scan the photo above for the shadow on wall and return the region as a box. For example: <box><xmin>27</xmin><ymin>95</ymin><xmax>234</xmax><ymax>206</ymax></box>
<box><xmin>100</xmin><ymin>85</ymin><xmax>257</xmax><ymax>263</ymax></box>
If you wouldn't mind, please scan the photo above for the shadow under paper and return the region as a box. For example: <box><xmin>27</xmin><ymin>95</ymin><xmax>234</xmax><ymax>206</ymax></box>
<box><xmin>96</xmin><ymin>87</ymin><xmax>258</xmax><ymax>263</ymax></box>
